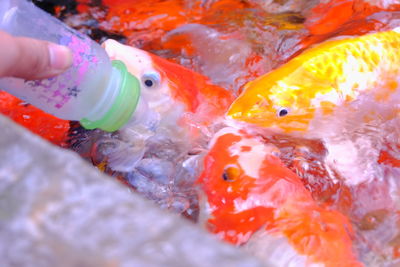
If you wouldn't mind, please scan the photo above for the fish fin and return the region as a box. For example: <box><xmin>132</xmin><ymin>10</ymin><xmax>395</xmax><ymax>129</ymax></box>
<box><xmin>305</xmin><ymin>0</ymin><xmax>355</xmax><ymax>35</ymax></box>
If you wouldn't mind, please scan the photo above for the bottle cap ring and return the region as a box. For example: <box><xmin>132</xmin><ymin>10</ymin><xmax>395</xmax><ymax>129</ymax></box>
<box><xmin>80</xmin><ymin>60</ymin><xmax>141</xmax><ymax>132</ymax></box>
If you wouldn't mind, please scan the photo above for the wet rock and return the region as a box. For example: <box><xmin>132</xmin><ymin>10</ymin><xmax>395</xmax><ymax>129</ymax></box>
<box><xmin>0</xmin><ymin>115</ymin><xmax>263</xmax><ymax>267</ymax></box>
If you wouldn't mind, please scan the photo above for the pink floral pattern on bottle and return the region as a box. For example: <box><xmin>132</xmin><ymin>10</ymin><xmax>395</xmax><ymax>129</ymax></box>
<box><xmin>24</xmin><ymin>34</ymin><xmax>98</xmax><ymax>109</ymax></box>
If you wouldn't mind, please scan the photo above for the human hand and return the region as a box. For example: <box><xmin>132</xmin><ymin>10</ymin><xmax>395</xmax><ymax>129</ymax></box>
<box><xmin>0</xmin><ymin>31</ymin><xmax>73</xmax><ymax>80</ymax></box>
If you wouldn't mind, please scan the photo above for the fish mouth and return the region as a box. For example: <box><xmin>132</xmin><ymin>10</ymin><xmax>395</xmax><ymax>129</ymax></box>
<box><xmin>227</xmin><ymin>99</ymin><xmax>270</xmax><ymax>123</ymax></box>
<box><xmin>227</xmin><ymin>108</ymin><xmax>312</xmax><ymax>134</ymax></box>
<box><xmin>227</xmin><ymin>110</ymin><xmax>271</xmax><ymax>126</ymax></box>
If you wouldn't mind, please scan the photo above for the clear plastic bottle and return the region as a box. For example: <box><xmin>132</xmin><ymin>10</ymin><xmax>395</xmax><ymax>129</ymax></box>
<box><xmin>0</xmin><ymin>0</ymin><xmax>141</xmax><ymax>132</ymax></box>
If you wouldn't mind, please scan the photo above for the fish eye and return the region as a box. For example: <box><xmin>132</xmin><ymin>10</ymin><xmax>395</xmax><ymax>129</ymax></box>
<box><xmin>277</xmin><ymin>108</ymin><xmax>289</xmax><ymax>117</ymax></box>
<box><xmin>222</xmin><ymin>164</ymin><xmax>240</xmax><ymax>182</ymax></box>
<box><xmin>141</xmin><ymin>72</ymin><xmax>161</xmax><ymax>89</ymax></box>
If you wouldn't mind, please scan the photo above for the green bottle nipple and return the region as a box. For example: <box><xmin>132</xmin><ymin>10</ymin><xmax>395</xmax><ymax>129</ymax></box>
<box><xmin>80</xmin><ymin>60</ymin><xmax>141</xmax><ymax>132</ymax></box>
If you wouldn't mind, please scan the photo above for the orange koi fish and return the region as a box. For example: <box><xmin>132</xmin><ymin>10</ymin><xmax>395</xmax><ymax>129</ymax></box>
<box><xmin>97</xmin><ymin>0</ymin><xmax>253</xmax><ymax>38</ymax></box>
<box><xmin>305</xmin><ymin>0</ymin><xmax>400</xmax><ymax>36</ymax></box>
<box><xmin>87</xmin><ymin>0</ymin><xmax>239</xmax><ymax>50</ymax></box>
<box><xmin>70</xmin><ymin>40</ymin><xmax>234</xmax><ymax>216</ymax></box>
<box><xmin>0</xmin><ymin>92</ymin><xmax>70</xmax><ymax>146</ymax></box>
<box><xmin>159</xmin><ymin>9</ymin><xmax>306</xmax><ymax>93</ymax></box>
<box><xmin>198</xmin><ymin>127</ymin><xmax>361</xmax><ymax>266</ymax></box>
<box><xmin>87</xmin><ymin>39</ymin><xmax>234</xmax><ymax>173</ymax></box>
<box><xmin>76</xmin><ymin>0</ymin><xmax>306</xmax><ymax>93</ymax></box>
<box><xmin>103</xmin><ymin>39</ymin><xmax>233</xmax><ymax>128</ymax></box>
<box><xmin>99</xmin><ymin>0</ymin><xmax>193</xmax><ymax>40</ymax></box>
<box><xmin>298</xmin><ymin>0</ymin><xmax>400</xmax><ymax>49</ymax></box>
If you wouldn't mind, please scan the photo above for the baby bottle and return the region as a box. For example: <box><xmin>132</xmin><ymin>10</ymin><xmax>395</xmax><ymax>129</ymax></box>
<box><xmin>0</xmin><ymin>0</ymin><xmax>141</xmax><ymax>132</ymax></box>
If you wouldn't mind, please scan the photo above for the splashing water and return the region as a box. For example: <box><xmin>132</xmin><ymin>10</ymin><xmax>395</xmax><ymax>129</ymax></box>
<box><xmin>21</xmin><ymin>0</ymin><xmax>400</xmax><ymax>265</ymax></box>
<box><xmin>68</xmin><ymin>38</ymin><xmax>234</xmax><ymax>220</ymax></box>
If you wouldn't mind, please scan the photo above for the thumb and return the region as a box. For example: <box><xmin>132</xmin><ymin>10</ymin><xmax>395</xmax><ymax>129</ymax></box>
<box><xmin>0</xmin><ymin>31</ymin><xmax>73</xmax><ymax>80</ymax></box>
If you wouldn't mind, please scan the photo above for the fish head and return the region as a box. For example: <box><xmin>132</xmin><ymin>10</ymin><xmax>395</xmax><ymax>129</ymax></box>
<box><xmin>198</xmin><ymin>127</ymin><xmax>309</xmax><ymax>244</ymax></box>
<box><xmin>229</xmin><ymin>29</ymin><xmax>400</xmax><ymax>137</ymax></box>
<box><xmin>103</xmin><ymin>39</ymin><xmax>179</xmax><ymax>114</ymax></box>
<box><xmin>93</xmin><ymin>40</ymin><xmax>233</xmax><ymax>173</ymax></box>
<box><xmin>103</xmin><ymin>39</ymin><xmax>233</xmax><ymax>119</ymax></box>
<box><xmin>227</xmin><ymin>60</ymin><xmax>323</xmax><ymax>134</ymax></box>
<box><xmin>198</xmin><ymin>127</ymin><xmax>359</xmax><ymax>265</ymax></box>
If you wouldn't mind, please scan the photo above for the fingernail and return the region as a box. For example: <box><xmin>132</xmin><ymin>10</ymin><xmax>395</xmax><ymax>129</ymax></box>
<box><xmin>48</xmin><ymin>43</ymin><xmax>73</xmax><ymax>70</ymax></box>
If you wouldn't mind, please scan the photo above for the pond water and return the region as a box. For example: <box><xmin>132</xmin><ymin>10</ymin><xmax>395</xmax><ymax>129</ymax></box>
<box><xmin>18</xmin><ymin>0</ymin><xmax>400</xmax><ymax>266</ymax></box>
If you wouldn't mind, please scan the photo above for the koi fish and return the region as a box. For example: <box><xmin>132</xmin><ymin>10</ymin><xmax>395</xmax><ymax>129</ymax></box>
<box><xmin>297</xmin><ymin>0</ymin><xmax>400</xmax><ymax>51</ymax></box>
<box><xmin>160</xmin><ymin>12</ymin><xmax>306</xmax><ymax>92</ymax></box>
<box><xmin>77</xmin><ymin>0</ymin><xmax>305</xmax><ymax>92</ymax></box>
<box><xmin>228</xmin><ymin>28</ymin><xmax>400</xmax><ymax>185</ymax></box>
<box><xmin>228</xmin><ymin>28</ymin><xmax>400</xmax><ymax>134</ymax></box>
<box><xmin>98</xmin><ymin>0</ymin><xmax>194</xmax><ymax>43</ymax></box>
<box><xmin>198</xmin><ymin>127</ymin><xmax>361</xmax><ymax>266</ymax></box>
<box><xmin>70</xmin><ymin>40</ymin><xmax>233</xmax><ymax>216</ymax></box>
<box><xmin>0</xmin><ymin>92</ymin><xmax>70</xmax><ymax>146</ymax></box>
<box><xmin>92</xmin><ymin>39</ymin><xmax>233</xmax><ymax>171</ymax></box>
<box><xmin>85</xmin><ymin>0</ymin><xmax>253</xmax><ymax>50</ymax></box>
<box><xmin>305</xmin><ymin>0</ymin><xmax>400</xmax><ymax>36</ymax></box>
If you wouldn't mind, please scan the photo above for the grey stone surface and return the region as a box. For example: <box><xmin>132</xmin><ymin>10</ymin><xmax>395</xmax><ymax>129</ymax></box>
<box><xmin>0</xmin><ymin>115</ymin><xmax>264</xmax><ymax>267</ymax></box>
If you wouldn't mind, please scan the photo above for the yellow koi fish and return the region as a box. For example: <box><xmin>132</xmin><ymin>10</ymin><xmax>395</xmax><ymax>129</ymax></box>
<box><xmin>228</xmin><ymin>28</ymin><xmax>400</xmax><ymax>185</ymax></box>
<box><xmin>228</xmin><ymin>28</ymin><xmax>400</xmax><ymax>136</ymax></box>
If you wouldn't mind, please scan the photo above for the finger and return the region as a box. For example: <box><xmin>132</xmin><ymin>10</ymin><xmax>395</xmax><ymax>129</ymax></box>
<box><xmin>0</xmin><ymin>31</ymin><xmax>73</xmax><ymax>80</ymax></box>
